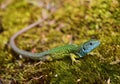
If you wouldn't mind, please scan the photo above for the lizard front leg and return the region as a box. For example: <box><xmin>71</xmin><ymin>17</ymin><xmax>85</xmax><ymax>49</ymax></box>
<box><xmin>70</xmin><ymin>53</ymin><xmax>79</xmax><ymax>64</ymax></box>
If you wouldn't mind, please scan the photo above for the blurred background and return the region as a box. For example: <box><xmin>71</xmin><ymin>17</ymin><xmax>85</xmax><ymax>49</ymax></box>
<box><xmin>0</xmin><ymin>0</ymin><xmax>120</xmax><ymax>84</ymax></box>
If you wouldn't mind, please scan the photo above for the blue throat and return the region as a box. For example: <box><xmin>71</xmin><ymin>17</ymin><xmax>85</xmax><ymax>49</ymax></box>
<box><xmin>76</xmin><ymin>48</ymin><xmax>86</xmax><ymax>57</ymax></box>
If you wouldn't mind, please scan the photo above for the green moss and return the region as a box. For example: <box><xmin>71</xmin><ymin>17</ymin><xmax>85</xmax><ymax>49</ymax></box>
<box><xmin>0</xmin><ymin>0</ymin><xmax>120</xmax><ymax>83</ymax></box>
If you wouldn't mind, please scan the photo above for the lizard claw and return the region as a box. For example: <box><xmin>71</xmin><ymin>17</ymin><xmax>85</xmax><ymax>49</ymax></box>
<box><xmin>72</xmin><ymin>60</ymin><xmax>77</xmax><ymax>65</ymax></box>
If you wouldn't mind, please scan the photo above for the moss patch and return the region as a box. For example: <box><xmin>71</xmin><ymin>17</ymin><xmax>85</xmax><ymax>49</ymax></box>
<box><xmin>0</xmin><ymin>0</ymin><xmax>120</xmax><ymax>83</ymax></box>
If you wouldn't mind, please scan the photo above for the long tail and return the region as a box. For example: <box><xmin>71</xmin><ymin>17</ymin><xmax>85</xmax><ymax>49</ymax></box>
<box><xmin>10</xmin><ymin>18</ymin><xmax>50</xmax><ymax>60</ymax></box>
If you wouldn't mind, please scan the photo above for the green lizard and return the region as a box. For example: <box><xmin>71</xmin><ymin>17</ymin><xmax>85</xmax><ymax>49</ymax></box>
<box><xmin>10</xmin><ymin>19</ymin><xmax>100</xmax><ymax>63</ymax></box>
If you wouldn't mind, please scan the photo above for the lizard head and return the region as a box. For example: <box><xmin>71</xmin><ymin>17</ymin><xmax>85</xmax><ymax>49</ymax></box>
<box><xmin>77</xmin><ymin>39</ymin><xmax>100</xmax><ymax>57</ymax></box>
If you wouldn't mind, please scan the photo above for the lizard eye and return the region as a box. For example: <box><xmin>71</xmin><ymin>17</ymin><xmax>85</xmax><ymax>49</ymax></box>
<box><xmin>89</xmin><ymin>42</ymin><xmax>92</xmax><ymax>45</ymax></box>
<box><xmin>83</xmin><ymin>47</ymin><xmax>86</xmax><ymax>51</ymax></box>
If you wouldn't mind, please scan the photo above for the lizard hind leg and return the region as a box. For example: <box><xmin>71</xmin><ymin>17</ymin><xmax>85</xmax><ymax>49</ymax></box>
<box><xmin>40</xmin><ymin>55</ymin><xmax>53</xmax><ymax>61</ymax></box>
